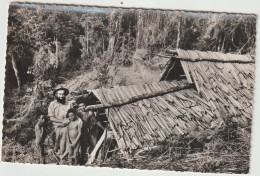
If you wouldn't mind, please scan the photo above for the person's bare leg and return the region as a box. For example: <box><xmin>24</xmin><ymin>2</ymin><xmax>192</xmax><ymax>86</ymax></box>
<box><xmin>80</xmin><ymin>133</ymin><xmax>89</xmax><ymax>164</ymax></box>
<box><xmin>59</xmin><ymin>158</ymin><xmax>65</xmax><ymax>165</ymax></box>
<box><xmin>59</xmin><ymin>131</ymin><xmax>67</xmax><ymax>155</ymax></box>
<box><xmin>52</xmin><ymin>131</ymin><xmax>56</xmax><ymax>147</ymax></box>
<box><xmin>40</xmin><ymin>143</ymin><xmax>45</xmax><ymax>164</ymax></box>
<box><xmin>90</xmin><ymin>135</ymin><xmax>97</xmax><ymax>152</ymax></box>
<box><xmin>54</xmin><ymin>129</ymin><xmax>61</xmax><ymax>152</ymax></box>
<box><xmin>36</xmin><ymin>142</ymin><xmax>41</xmax><ymax>164</ymax></box>
<box><xmin>74</xmin><ymin>143</ymin><xmax>80</xmax><ymax>165</ymax></box>
<box><xmin>60</xmin><ymin>128</ymin><xmax>71</xmax><ymax>165</ymax></box>
<box><xmin>68</xmin><ymin>145</ymin><xmax>74</xmax><ymax>165</ymax></box>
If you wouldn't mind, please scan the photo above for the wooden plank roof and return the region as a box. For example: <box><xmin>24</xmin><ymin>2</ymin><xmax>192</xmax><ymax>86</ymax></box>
<box><xmin>108</xmin><ymin>88</ymin><xmax>219</xmax><ymax>151</ymax></box>
<box><xmin>181</xmin><ymin>61</ymin><xmax>254</xmax><ymax>124</ymax></box>
<box><xmin>91</xmin><ymin>80</ymin><xmax>221</xmax><ymax>152</ymax></box>
<box><xmin>166</xmin><ymin>49</ymin><xmax>255</xmax><ymax>125</ymax></box>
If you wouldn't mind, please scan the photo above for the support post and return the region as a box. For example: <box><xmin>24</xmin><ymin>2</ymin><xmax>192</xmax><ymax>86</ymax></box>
<box><xmin>87</xmin><ymin>128</ymin><xmax>107</xmax><ymax>164</ymax></box>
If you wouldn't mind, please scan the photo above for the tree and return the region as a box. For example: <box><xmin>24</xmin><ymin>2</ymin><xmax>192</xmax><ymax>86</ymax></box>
<box><xmin>19</xmin><ymin>7</ymin><xmax>82</xmax><ymax>82</ymax></box>
<box><xmin>80</xmin><ymin>13</ymin><xmax>106</xmax><ymax>63</ymax></box>
<box><xmin>6</xmin><ymin>7</ymin><xmax>36</xmax><ymax>91</ymax></box>
<box><xmin>194</xmin><ymin>13</ymin><xmax>256</xmax><ymax>54</ymax></box>
<box><xmin>106</xmin><ymin>9</ymin><xmax>123</xmax><ymax>63</ymax></box>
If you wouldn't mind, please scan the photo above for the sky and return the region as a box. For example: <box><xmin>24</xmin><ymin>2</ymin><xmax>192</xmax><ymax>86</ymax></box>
<box><xmin>10</xmin><ymin>1</ymin><xmax>256</xmax><ymax>21</ymax></box>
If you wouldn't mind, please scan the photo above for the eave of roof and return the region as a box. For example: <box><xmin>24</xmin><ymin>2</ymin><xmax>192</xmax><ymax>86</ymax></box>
<box><xmin>166</xmin><ymin>49</ymin><xmax>254</xmax><ymax>63</ymax></box>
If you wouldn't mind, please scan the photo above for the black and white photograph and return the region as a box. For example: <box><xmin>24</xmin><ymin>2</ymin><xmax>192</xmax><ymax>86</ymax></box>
<box><xmin>0</xmin><ymin>0</ymin><xmax>259</xmax><ymax>175</ymax></box>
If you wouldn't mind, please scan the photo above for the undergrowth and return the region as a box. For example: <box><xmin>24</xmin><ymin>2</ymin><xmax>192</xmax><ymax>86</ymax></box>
<box><xmin>98</xmin><ymin>120</ymin><xmax>251</xmax><ymax>174</ymax></box>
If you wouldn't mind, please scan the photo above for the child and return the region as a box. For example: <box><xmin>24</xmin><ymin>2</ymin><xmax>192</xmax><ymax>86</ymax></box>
<box><xmin>35</xmin><ymin>115</ymin><xmax>46</xmax><ymax>164</ymax></box>
<box><xmin>66</xmin><ymin>108</ymin><xmax>82</xmax><ymax>165</ymax></box>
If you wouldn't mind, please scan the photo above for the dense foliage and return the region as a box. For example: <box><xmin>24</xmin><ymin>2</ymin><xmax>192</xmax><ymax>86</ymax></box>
<box><xmin>6</xmin><ymin>4</ymin><xmax>256</xmax><ymax>91</ymax></box>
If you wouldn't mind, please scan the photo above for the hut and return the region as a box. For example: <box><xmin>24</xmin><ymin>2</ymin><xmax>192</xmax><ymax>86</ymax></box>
<box><xmin>79</xmin><ymin>49</ymin><xmax>255</xmax><ymax>160</ymax></box>
<box><xmin>161</xmin><ymin>49</ymin><xmax>255</xmax><ymax>125</ymax></box>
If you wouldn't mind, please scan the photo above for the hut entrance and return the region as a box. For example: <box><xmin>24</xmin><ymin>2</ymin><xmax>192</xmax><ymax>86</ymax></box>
<box><xmin>160</xmin><ymin>58</ymin><xmax>197</xmax><ymax>91</ymax></box>
<box><xmin>160</xmin><ymin>59</ymin><xmax>186</xmax><ymax>81</ymax></box>
<box><xmin>75</xmin><ymin>92</ymin><xmax>117</xmax><ymax>164</ymax></box>
<box><xmin>76</xmin><ymin>92</ymin><xmax>107</xmax><ymax>126</ymax></box>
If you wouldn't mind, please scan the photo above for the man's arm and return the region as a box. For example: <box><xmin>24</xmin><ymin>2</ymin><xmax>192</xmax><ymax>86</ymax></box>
<box><xmin>56</xmin><ymin>120</ymin><xmax>68</xmax><ymax>127</ymax></box>
<box><xmin>49</xmin><ymin>117</ymin><xmax>64</xmax><ymax>123</ymax></box>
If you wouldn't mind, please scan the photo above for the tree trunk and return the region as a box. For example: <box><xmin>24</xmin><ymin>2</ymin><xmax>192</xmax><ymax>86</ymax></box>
<box><xmin>128</xmin><ymin>22</ymin><xmax>131</xmax><ymax>51</ymax></box>
<box><xmin>136</xmin><ymin>10</ymin><xmax>142</xmax><ymax>50</ymax></box>
<box><xmin>11</xmin><ymin>53</ymin><xmax>21</xmax><ymax>91</ymax></box>
<box><xmin>86</xmin><ymin>24</ymin><xmax>89</xmax><ymax>56</ymax></box>
<box><xmin>217</xmin><ymin>37</ymin><xmax>222</xmax><ymax>52</ymax></box>
<box><xmin>102</xmin><ymin>31</ymin><xmax>105</xmax><ymax>53</ymax></box>
<box><xmin>55</xmin><ymin>36</ymin><xmax>59</xmax><ymax>68</ymax></box>
<box><xmin>108</xmin><ymin>36</ymin><xmax>115</xmax><ymax>57</ymax></box>
<box><xmin>221</xmin><ymin>35</ymin><xmax>226</xmax><ymax>52</ymax></box>
<box><xmin>107</xmin><ymin>13</ymin><xmax>122</xmax><ymax>64</ymax></box>
<box><xmin>176</xmin><ymin>14</ymin><xmax>181</xmax><ymax>49</ymax></box>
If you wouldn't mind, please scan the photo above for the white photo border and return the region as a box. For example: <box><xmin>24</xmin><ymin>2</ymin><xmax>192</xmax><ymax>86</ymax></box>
<box><xmin>0</xmin><ymin>0</ymin><xmax>259</xmax><ymax>176</ymax></box>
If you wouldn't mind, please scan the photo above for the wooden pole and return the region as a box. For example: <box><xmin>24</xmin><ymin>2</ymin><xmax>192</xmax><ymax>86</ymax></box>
<box><xmin>101</xmin><ymin>109</ymin><xmax>109</xmax><ymax>161</ymax></box>
<box><xmin>176</xmin><ymin>13</ymin><xmax>181</xmax><ymax>49</ymax></box>
<box><xmin>84</xmin><ymin>83</ymin><xmax>191</xmax><ymax>110</ymax></box>
<box><xmin>86</xmin><ymin>128</ymin><xmax>107</xmax><ymax>164</ymax></box>
<box><xmin>166</xmin><ymin>49</ymin><xmax>255</xmax><ymax>63</ymax></box>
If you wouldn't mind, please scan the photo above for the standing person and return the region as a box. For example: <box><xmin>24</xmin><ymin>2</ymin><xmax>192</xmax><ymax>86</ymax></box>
<box><xmin>76</xmin><ymin>97</ymin><xmax>105</xmax><ymax>164</ymax></box>
<box><xmin>65</xmin><ymin>109</ymin><xmax>82</xmax><ymax>165</ymax></box>
<box><xmin>76</xmin><ymin>97</ymin><xmax>91</xmax><ymax>164</ymax></box>
<box><xmin>48</xmin><ymin>86</ymin><xmax>73</xmax><ymax>162</ymax></box>
<box><xmin>35</xmin><ymin>114</ymin><xmax>46</xmax><ymax>164</ymax></box>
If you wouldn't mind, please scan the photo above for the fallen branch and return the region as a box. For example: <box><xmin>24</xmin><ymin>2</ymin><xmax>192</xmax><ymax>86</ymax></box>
<box><xmin>107</xmin><ymin>148</ymin><xmax>120</xmax><ymax>153</ymax></box>
<box><xmin>134</xmin><ymin>146</ymin><xmax>161</xmax><ymax>156</ymax></box>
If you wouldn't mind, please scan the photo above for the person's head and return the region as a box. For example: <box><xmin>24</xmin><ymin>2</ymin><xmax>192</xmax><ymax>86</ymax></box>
<box><xmin>38</xmin><ymin>115</ymin><xmax>45</xmax><ymax>126</ymax></box>
<box><xmin>66</xmin><ymin>108</ymin><xmax>77</xmax><ymax>121</ymax></box>
<box><xmin>76</xmin><ymin>97</ymin><xmax>86</xmax><ymax>111</ymax></box>
<box><xmin>55</xmin><ymin>90</ymin><xmax>66</xmax><ymax>101</ymax></box>
<box><xmin>53</xmin><ymin>87</ymin><xmax>69</xmax><ymax>104</ymax></box>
